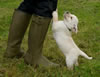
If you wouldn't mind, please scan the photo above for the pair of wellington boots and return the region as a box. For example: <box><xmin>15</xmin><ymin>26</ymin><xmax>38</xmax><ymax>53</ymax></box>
<box><xmin>4</xmin><ymin>9</ymin><xmax>58</xmax><ymax>67</ymax></box>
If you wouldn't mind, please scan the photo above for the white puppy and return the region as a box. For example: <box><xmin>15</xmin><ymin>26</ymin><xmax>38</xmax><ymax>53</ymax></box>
<box><xmin>52</xmin><ymin>10</ymin><xmax>92</xmax><ymax>70</ymax></box>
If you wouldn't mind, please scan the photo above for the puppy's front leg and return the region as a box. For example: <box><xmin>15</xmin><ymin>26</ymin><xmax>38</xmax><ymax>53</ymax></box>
<box><xmin>52</xmin><ymin>10</ymin><xmax>58</xmax><ymax>22</ymax></box>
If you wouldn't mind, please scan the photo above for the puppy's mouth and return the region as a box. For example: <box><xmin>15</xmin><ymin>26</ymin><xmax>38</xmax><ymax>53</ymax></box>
<box><xmin>64</xmin><ymin>11</ymin><xmax>71</xmax><ymax>19</ymax></box>
<box><xmin>64</xmin><ymin>14</ymin><xmax>67</xmax><ymax>20</ymax></box>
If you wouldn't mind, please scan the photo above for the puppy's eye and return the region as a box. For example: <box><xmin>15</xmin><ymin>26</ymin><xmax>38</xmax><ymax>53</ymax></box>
<box><xmin>71</xmin><ymin>17</ymin><xmax>73</xmax><ymax>19</ymax></box>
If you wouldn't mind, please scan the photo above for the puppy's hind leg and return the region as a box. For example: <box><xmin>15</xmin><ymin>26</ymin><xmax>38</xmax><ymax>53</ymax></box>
<box><xmin>66</xmin><ymin>56</ymin><xmax>76</xmax><ymax>70</ymax></box>
<box><xmin>75</xmin><ymin>60</ymin><xmax>79</xmax><ymax>66</ymax></box>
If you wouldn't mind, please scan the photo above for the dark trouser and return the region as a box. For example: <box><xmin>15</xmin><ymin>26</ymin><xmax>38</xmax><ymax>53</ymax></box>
<box><xmin>17</xmin><ymin>0</ymin><xmax>58</xmax><ymax>18</ymax></box>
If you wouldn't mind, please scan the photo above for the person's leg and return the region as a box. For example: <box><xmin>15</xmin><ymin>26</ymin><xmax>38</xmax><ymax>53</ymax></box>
<box><xmin>4</xmin><ymin>9</ymin><xmax>32</xmax><ymax>58</ymax></box>
<box><xmin>24</xmin><ymin>14</ymin><xmax>58</xmax><ymax>67</ymax></box>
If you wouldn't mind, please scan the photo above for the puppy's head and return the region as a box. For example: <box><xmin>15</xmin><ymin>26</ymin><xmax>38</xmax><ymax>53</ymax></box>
<box><xmin>64</xmin><ymin>11</ymin><xmax>78</xmax><ymax>33</ymax></box>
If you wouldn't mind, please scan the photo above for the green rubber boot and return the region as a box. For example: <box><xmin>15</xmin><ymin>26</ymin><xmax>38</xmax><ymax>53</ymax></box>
<box><xmin>4</xmin><ymin>10</ymin><xmax>32</xmax><ymax>58</ymax></box>
<box><xmin>24</xmin><ymin>14</ymin><xmax>59</xmax><ymax>67</ymax></box>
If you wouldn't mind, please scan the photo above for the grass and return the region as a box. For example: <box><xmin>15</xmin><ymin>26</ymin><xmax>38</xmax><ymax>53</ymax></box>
<box><xmin>0</xmin><ymin>0</ymin><xmax>100</xmax><ymax>77</ymax></box>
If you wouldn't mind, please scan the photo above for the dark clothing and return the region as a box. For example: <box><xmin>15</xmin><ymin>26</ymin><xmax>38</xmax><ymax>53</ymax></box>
<box><xmin>17</xmin><ymin>0</ymin><xmax>58</xmax><ymax>18</ymax></box>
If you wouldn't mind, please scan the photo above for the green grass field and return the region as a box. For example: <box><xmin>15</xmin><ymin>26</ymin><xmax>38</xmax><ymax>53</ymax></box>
<box><xmin>0</xmin><ymin>0</ymin><xmax>100</xmax><ymax>77</ymax></box>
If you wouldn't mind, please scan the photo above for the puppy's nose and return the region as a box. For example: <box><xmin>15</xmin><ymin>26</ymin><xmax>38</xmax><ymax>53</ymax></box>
<box><xmin>66</xmin><ymin>11</ymin><xmax>70</xmax><ymax>14</ymax></box>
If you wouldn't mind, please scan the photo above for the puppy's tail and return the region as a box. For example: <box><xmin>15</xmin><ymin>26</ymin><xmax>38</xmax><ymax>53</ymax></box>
<box><xmin>52</xmin><ymin>10</ymin><xmax>58</xmax><ymax>22</ymax></box>
<box><xmin>80</xmin><ymin>50</ymin><xmax>92</xmax><ymax>60</ymax></box>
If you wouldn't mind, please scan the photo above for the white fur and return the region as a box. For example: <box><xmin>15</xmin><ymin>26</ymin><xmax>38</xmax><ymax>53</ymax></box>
<box><xmin>52</xmin><ymin>11</ymin><xmax>92</xmax><ymax>70</ymax></box>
